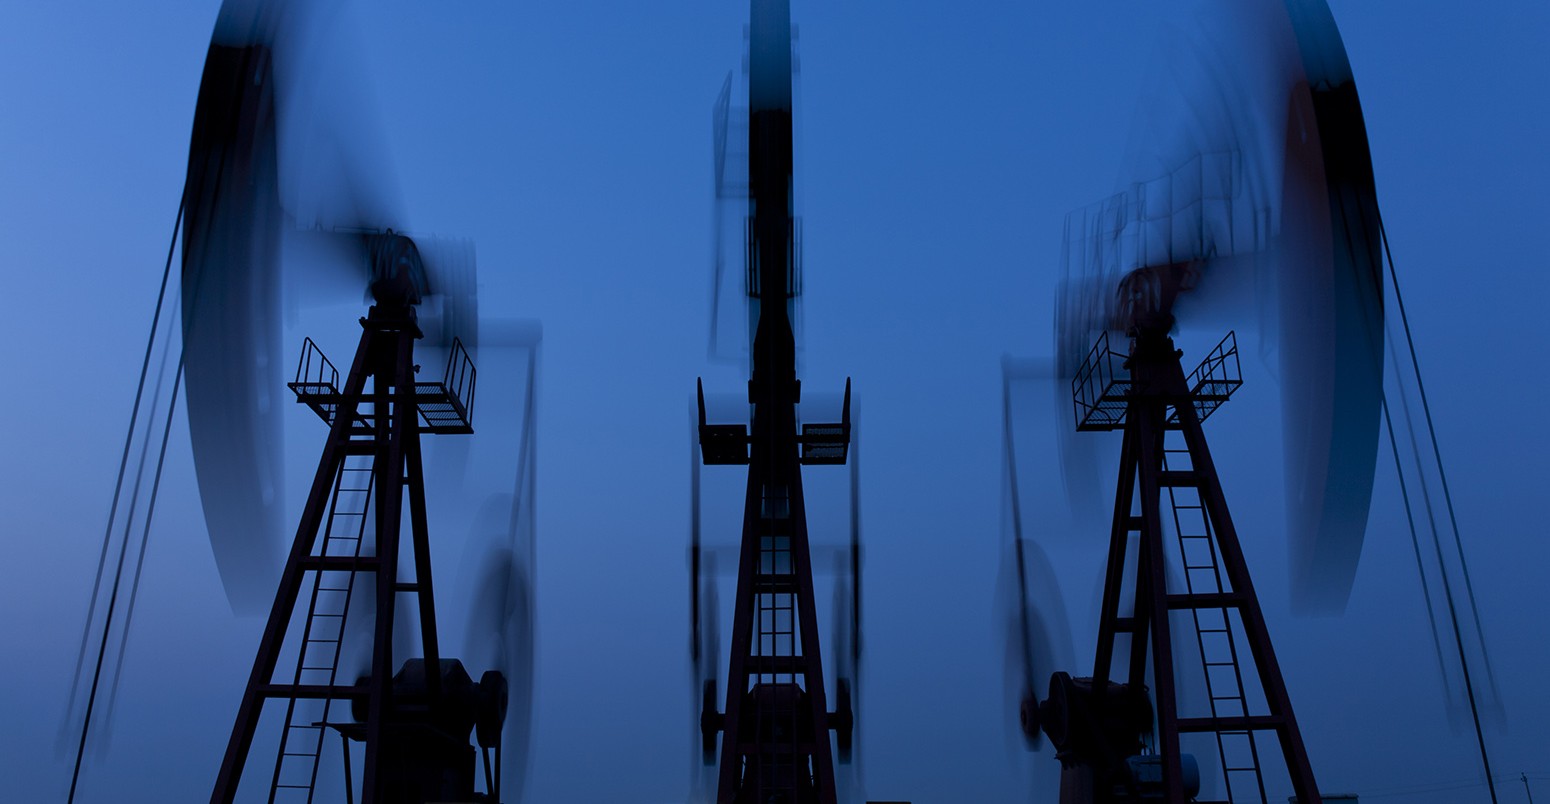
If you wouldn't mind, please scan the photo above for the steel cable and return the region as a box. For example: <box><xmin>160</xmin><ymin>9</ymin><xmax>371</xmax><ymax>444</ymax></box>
<box><xmin>1377</xmin><ymin>215</ymin><xmax>1499</xmax><ymax>804</ymax></box>
<box><xmin>66</xmin><ymin>193</ymin><xmax>185</xmax><ymax>802</ymax></box>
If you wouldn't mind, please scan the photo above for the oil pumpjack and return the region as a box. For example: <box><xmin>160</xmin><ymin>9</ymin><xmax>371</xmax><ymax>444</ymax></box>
<box><xmin>210</xmin><ymin>233</ymin><xmax>507</xmax><ymax>803</ymax></box>
<box><xmin>179</xmin><ymin>6</ymin><xmax>514</xmax><ymax>800</ymax></box>
<box><xmin>695</xmin><ymin>1</ymin><xmax>856</xmax><ymax>802</ymax></box>
<box><xmin>1025</xmin><ymin>263</ymin><xmax>1322</xmax><ymax>804</ymax></box>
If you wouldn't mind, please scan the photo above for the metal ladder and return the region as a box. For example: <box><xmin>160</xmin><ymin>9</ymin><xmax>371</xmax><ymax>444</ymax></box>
<box><xmin>755</xmin><ymin>521</ymin><xmax>801</xmax><ymax>802</ymax></box>
<box><xmin>1161</xmin><ymin>432</ymin><xmax>1266</xmax><ymax>804</ymax></box>
<box><xmin>267</xmin><ymin>452</ymin><xmax>376</xmax><ymax>802</ymax></box>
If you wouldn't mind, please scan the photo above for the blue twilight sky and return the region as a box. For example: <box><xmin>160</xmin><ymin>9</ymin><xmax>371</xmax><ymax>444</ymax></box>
<box><xmin>2</xmin><ymin>1</ymin><xmax>1548</xmax><ymax>802</ymax></box>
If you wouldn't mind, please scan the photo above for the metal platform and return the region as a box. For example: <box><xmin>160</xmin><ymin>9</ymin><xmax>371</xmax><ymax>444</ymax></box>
<box><xmin>1172</xmin><ymin>331</ymin><xmax>1242</xmax><ymax>426</ymax></box>
<box><xmin>697</xmin><ymin>378</ymin><xmax>851</xmax><ymax>466</ymax></box>
<box><xmin>1072</xmin><ymin>330</ymin><xmax>1241</xmax><ymax>431</ymax></box>
<box><xmin>1072</xmin><ymin>331</ymin><xmax>1132</xmax><ymax>431</ymax></box>
<box><xmin>289</xmin><ymin>335</ymin><xmax>477</xmax><ymax>435</ymax></box>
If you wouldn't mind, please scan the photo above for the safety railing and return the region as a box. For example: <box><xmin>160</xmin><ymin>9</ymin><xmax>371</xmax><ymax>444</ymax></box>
<box><xmin>1171</xmin><ymin>330</ymin><xmax>1241</xmax><ymax>426</ymax></box>
<box><xmin>443</xmin><ymin>337</ymin><xmax>477</xmax><ymax>422</ymax></box>
<box><xmin>415</xmin><ymin>337</ymin><xmax>477</xmax><ymax>434</ymax></box>
<box><xmin>1072</xmin><ymin>331</ymin><xmax>1131</xmax><ymax>431</ymax></box>
<box><xmin>798</xmin><ymin>379</ymin><xmax>851</xmax><ymax>465</ymax></box>
<box><xmin>695</xmin><ymin>377</ymin><xmax>852</xmax><ymax>466</ymax></box>
<box><xmin>289</xmin><ymin>337</ymin><xmax>341</xmax><ymax>424</ymax></box>
<box><xmin>289</xmin><ymin>335</ymin><xmax>478</xmax><ymax>434</ymax></box>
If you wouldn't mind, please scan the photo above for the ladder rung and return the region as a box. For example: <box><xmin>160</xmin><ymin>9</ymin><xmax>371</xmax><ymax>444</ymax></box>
<box><xmin>755</xmin><ymin>574</ymin><xmax>797</xmax><ymax>593</ymax></box>
<box><xmin>1166</xmin><ymin>592</ymin><xmax>1241</xmax><ymax>610</ymax></box>
<box><xmin>1158</xmin><ymin>470</ymin><xmax>1199</xmax><ymax>487</ymax></box>
<box><xmin>258</xmin><ymin>683</ymin><xmax>368</xmax><ymax>699</ymax></box>
<box><xmin>742</xmin><ymin>655</ymin><xmax>808</xmax><ymax>675</ymax></box>
<box><xmin>1177</xmin><ymin>714</ymin><xmax>1283</xmax><ymax>732</ymax></box>
<box><xmin>301</xmin><ymin>556</ymin><xmax>379</xmax><ymax>571</ymax></box>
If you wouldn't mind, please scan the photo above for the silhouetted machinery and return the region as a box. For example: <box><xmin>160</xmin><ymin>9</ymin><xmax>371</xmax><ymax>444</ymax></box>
<box><xmin>690</xmin><ymin>1</ymin><xmax>861</xmax><ymax>803</ymax></box>
<box><xmin>58</xmin><ymin>0</ymin><xmax>1499</xmax><ymax>802</ymax></box>
<box><xmin>1001</xmin><ymin>1</ymin><xmax>1414</xmax><ymax>802</ymax></box>
<box><xmin>208</xmin><ymin>234</ymin><xmax>508</xmax><ymax>803</ymax></box>
<box><xmin>1029</xmin><ymin>310</ymin><xmax>1319</xmax><ymax>804</ymax></box>
<box><xmin>180</xmin><ymin>3</ymin><xmax>534</xmax><ymax>801</ymax></box>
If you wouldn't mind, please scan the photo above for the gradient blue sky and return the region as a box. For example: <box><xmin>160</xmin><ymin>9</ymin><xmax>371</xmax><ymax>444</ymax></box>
<box><xmin>2</xmin><ymin>1</ymin><xmax>1547</xmax><ymax>802</ymax></box>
